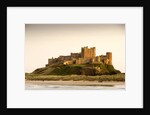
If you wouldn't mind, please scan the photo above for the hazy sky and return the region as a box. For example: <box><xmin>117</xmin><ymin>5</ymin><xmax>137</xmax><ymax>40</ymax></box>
<box><xmin>25</xmin><ymin>24</ymin><xmax>125</xmax><ymax>73</ymax></box>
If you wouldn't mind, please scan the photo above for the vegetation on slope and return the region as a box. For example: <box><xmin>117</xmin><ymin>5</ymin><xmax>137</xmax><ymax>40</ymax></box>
<box><xmin>32</xmin><ymin>63</ymin><xmax>121</xmax><ymax>76</ymax></box>
<box><xmin>25</xmin><ymin>73</ymin><xmax>125</xmax><ymax>82</ymax></box>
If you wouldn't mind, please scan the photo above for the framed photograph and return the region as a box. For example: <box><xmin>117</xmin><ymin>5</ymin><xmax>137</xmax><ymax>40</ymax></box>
<box><xmin>25</xmin><ymin>23</ymin><xmax>125</xmax><ymax>90</ymax></box>
<box><xmin>2</xmin><ymin>0</ymin><xmax>147</xmax><ymax>111</ymax></box>
<box><xmin>7</xmin><ymin>7</ymin><xmax>143</xmax><ymax>108</ymax></box>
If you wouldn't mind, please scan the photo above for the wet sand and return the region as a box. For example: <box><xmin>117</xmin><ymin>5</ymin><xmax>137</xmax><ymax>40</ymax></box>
<box><xmin>25</xmin><ymin>80</ymin><xmax>125</xmax><ymax>86</ymax></box>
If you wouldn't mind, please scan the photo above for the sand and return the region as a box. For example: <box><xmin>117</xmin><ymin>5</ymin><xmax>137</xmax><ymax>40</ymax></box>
<box><xmin>25</xmin><ymin>80</ymin><xmax>125</xmax><ymax>86</ymax></box>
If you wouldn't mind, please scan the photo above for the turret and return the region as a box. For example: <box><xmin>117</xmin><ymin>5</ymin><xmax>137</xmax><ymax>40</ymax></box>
<box><xmin>106</xmin><ymin>52</ymin><xmax>112</xmax><ymax>65</ymax></box>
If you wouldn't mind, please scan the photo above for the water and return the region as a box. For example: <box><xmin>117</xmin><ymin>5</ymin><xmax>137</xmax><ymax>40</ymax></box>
<box><xmin>25</xmin><ymin>84</ymin><xmax>125</xmax><ymax>90</ymax></box>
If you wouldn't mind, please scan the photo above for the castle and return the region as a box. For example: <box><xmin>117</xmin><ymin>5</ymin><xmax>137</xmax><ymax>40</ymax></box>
<box><xmin>46</xmin><ymin>46</ymin><xmax>112</xmax><ymax>67</ymax></box>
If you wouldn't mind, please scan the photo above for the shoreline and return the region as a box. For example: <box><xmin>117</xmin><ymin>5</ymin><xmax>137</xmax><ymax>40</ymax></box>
<box><xmin>25</xmin><ymin>80</ymin><xmax>125</xmax><ymax>86</ymax></box>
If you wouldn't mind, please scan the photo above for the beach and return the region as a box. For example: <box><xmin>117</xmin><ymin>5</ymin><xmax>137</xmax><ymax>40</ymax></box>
<box><xmin>25</xmin><ymin>80</ymin><xmax>125</xmax><ymax>90</ymax></box>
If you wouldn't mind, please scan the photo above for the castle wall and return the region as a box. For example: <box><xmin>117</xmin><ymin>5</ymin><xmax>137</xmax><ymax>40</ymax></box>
<box><xmin>46</xmin><ymin>47</ymin><xmax>112</xmax><ymax>66</ymax></box>
<box><xmin>100</xmin><ymin>55</ymin><xmax>107</xmax><ymax>64</ymax></box>
<box><xmin>63</xmin><ymin>60</ymin><xmax>73</xmax><ymax>65</ymax></box>
<box><xmin>58</xmin><ymin>56</ymin><xmax>71</xmax><ymax>61</ymax></box>
<box><xmin>71</xmin><ymin>53</ymin><xmax>81</xmax><ymax>59</ymax></box>
<box><xmin>75</xmin><ymin>58</ymin><xmax>91</xmax><ymax>64</ymax></box>
<box><xmin>48</xmin><ymin>59</ymin><xmax>54</xmax><ymax>64</ymax></box>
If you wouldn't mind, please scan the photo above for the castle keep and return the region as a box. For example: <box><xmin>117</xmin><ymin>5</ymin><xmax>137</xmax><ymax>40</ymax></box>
<box><xmin>46</xmin><ymin>46</ymin><xmax>112</xmax><ymax>66</ymax></box>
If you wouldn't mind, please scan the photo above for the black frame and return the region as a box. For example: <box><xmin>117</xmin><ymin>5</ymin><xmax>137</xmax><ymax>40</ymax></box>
<box><xmin>0</xmin><ymin>0</ymin><xmax>149</xmax><ymax>112</ymax></box>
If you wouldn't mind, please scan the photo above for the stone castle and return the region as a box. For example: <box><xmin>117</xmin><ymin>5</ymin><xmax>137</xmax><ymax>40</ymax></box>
<box><xmin>46</xmin><ymin>46</ymin><xmax>112</xmax><ymax>67</ymax></box>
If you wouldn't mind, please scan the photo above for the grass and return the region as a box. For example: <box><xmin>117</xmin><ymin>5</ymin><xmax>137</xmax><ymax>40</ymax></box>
<box><xmin>25</xmin><ymin>73</ymin><xmax>125</xmax><ymax>82</ymax></box>
<box><xmin>71</xmin><ymin>64</ymin><xmax>86</xmax><ymax>67</ymax></box>
<box><xmin>49</xmin><ymin>65</ymin><xmax>82</xmax><ymax>75</ymax></box>
<box><xmin>32</xmin><ymin>63</ymin><xmax>121</xmax><ymax>76</ymax></box>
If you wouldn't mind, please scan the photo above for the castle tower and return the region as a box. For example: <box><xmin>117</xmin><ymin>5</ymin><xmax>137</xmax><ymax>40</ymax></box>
<box><xmin>81</xmin><ymin>46</ymin><xmax>96</xmax><ymax>58</ymax></box>
<box><xmin>92</xmin><ymin>47</ymin><xmax>96</xmax><ymax>58</ymax></box>
<box><xmin>81</xmin><ymin>46</ymin><xmax>86</xmax><ymax>58</ymax></box>
<box><xmin>106</xmin><ymin>52</ymin><xmax>112</xmax><ymax>65</ymax></box>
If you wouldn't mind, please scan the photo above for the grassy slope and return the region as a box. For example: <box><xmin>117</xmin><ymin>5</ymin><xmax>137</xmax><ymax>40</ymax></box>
<box><xmin>32</xmin><ymin>63</ymin><xmax>121</xmax><ymax>76</ymax></box>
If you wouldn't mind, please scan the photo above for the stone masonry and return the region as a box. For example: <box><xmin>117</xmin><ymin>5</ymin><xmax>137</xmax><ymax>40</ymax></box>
<box><xmin>46</xmin><ymin>46</ymin><xmax>112</xmax><ymax>66</ymax></box>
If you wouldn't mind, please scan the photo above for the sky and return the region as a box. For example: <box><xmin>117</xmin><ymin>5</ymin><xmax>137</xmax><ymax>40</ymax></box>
<box><xmin>25</xmin><ymin>24</ymin><xmax>125</xmax><ymax>73</ymax></box>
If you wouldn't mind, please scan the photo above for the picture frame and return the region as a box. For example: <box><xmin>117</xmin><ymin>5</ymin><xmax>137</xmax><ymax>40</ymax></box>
<box><xmin>1</xmin><ymin>0</ymin><xmax>148</xmax><ymax>112</ymax></box>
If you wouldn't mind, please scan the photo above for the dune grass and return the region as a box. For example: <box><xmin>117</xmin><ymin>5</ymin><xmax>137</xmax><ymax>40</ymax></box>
<box><xmin>25</xmin><ymin>73</ymin><xmax>125</xmax><ymax>82</ymax></box>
